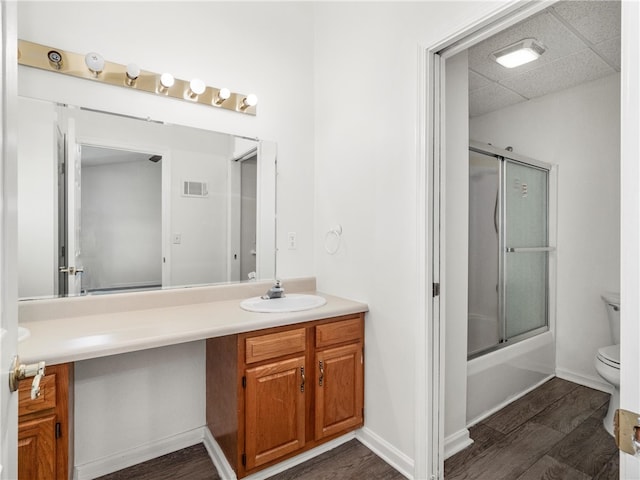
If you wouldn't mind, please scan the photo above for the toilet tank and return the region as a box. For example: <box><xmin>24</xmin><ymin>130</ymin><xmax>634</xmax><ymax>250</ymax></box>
<box><xmin>601</xmin><ymin>292</ymin><xmax>620</xmax><ymax>344</ymax></box>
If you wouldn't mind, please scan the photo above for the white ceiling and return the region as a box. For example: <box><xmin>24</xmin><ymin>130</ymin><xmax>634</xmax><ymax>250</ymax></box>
<box><xmin>468</xmin><ymin>0</ymin><xmax>620</xmax><ymax>118</ymax></box>
<box><xmin>81</xmin><ymin>145</ymin><xmax>156</xmax><ymax>167</ymax></box>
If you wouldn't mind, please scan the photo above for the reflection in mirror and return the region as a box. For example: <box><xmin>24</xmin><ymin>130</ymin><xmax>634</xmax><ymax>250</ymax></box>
<box><xmin>18</xmin><ymin>97</ymin><xmax>276</xmax><ymax>300</ymax></box>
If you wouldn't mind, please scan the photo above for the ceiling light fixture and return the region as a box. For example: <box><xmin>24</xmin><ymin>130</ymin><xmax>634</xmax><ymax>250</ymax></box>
<box><xmin>492</xmin><ymin>38</ymin><xmax>546</xmax><ymax>69</ymax></box>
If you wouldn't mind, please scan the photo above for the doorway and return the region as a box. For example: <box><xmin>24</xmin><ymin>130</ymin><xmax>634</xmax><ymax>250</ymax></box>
<box><xmin>422</xmin><ymin>1</ymin><xmax>637</xmax><ymax>478</ymax></box>
<box><xmin>73</xmin><ymin>145</ymin><xmax>163</xmax><ymax>295</ymax></box>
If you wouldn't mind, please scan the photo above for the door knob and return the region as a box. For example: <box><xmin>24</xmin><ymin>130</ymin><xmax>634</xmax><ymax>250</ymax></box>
<box><xmin>9</xmin><ymin>356</ymin><xmax>46</xmax><ymax>399</ymax></box>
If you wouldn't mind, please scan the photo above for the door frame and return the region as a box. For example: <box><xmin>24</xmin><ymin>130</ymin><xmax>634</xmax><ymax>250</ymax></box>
<box><xmin>418</xmin><ymin>1</ymin><xmax>637</xmax><ymax>478</ymax></box>
<box><xmin>71</xmin><ymin>132</ymin><xmax>170</xmax><ymax>291</ymax></box>
<box><xmin>619</xmin><ymin>1</ymin><xmax>640</xmax><ymax>476</ymax></box>
<box><xmin>1</xmin><ymin>1</ymin><xmax>19</xmax><ymax>478</ymax></box>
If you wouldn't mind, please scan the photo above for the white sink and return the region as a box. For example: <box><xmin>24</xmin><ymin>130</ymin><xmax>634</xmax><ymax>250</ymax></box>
<box><xmin>18</xmin><ymin>326</ymin><xmax>30</xmax><ymax>343</ymax></box>
<box><xmin>240</xmin><ymin>294</ymin><xmax>327</xmax><ymax>313</ymax></box>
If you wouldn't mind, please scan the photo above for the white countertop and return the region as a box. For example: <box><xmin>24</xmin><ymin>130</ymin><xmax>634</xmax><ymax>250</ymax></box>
<box><xmin>18</xmin><ymin>286</ymin><xmax>368</xmax><ymax>365</ymax></box>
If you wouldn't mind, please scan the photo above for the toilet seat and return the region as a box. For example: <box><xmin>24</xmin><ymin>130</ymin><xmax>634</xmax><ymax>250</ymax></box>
<box><xmin>596</xmin><ymin>344</ymin><xmax>620</xmax><ymax>370</ymax></box>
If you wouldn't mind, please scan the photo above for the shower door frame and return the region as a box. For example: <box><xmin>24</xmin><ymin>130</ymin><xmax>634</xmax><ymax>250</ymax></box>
<box><xmin>469</xmin><ymin>140</ymin><xmax>557</xmax><ymax>358</ymax></box>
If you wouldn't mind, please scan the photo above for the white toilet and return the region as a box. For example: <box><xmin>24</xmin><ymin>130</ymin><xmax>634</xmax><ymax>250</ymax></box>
<box><xmin>595</xmin><ymin>291</ymin><xmax>620</xmax><ymax>436</ymax></box>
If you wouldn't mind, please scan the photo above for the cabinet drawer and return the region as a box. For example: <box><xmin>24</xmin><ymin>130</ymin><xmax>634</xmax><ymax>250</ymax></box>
<box><xmin>245</xmin><ymin>328</ymin><xmax>306</xmax><ymax>364</ymax></box>
<box><xmin>316</xmin><ymin>317</ymin><xmax>362</xmax><ymax>348</ymax></box>
<box><xmin>18</xmin><ymin>373</ymin><xmax>56</xmax><ymax>417</ymax></box>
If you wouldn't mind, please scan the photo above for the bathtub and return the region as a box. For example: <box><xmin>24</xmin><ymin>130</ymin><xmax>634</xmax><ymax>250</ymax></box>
<box><xmin>466</xmin><ymin>330</ymin><xmax>555</xmax><ymax>425</ymax></box>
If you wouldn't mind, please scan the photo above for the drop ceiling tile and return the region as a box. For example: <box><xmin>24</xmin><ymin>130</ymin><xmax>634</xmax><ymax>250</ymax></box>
<box><xmin>468</xmin><ymin>10</ymin><xmax>587</xmax><ymax>83</ymax></box>
<box><xmin>469</xmin><ymin>70</ymin><xmax>493</xmax><ymax>92</ymax></box>
<box><xmin>595</xmin><ymin>36</ymin><xmax>621</xmax><ymax>70</ymax></box>
<box><xmin>469</xmin><ymin>83</ymin><xmax>527</xmax><ymax>118</ymax></box>
<box><xmin>500</xmin><ymin>48</ymin><xmax>614</xmax><ymax>99</ymax></box>
<box><xmin>551</xmin><ymin>0</ymin><xmax>620</xmax><ymax>45</ymax></box>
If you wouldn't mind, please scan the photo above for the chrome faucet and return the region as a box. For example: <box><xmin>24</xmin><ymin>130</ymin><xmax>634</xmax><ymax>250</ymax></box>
<box><xmin>261</xmin><ymin>280</ymin><xmax>284</xmax><ymax>299</ymax></box>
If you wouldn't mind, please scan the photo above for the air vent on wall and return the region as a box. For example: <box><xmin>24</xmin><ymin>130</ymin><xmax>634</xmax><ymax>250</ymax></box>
<box><xmin>183</xmin><ymin>181</ymin><xmax>209</xmax><ymax>198</ymax></box>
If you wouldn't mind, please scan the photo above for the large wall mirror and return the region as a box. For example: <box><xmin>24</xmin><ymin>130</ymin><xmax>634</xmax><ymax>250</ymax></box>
<box><xmin>18</xmin><ymin>97</ymin><xmax>277</xmax><ymax>300</ymax></box>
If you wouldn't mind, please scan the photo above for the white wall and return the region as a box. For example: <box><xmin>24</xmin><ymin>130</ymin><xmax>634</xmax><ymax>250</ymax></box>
<box><xmin>74</xmin><ymin>342</ymin><xmax>205</xmax><ymax>474</ymax></box>
<box><xmin>313</xmin><ymin>0</ymin><xmax>508</xmax><ymax>469</ymax></box>
<box><xmin>470</xmin><ymin>74</ymin><xmax>621</xmax><ymax>386</ymax></box>
<box><xmin>81</xmin><ymin>158</ymin><xmax>162</xmax><ymax>291</ymax></box>
<box><xmin>170</xmin><ymin>148</ymin><xmax>229</xmax><ymax>286</ymax></box>
<box><xmin>17</xmin><ymin>97</ymin><xmax>56</xmax><ymax>299</ymax></box>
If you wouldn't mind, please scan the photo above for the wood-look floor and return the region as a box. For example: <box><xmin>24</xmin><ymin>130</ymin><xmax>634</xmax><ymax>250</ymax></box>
<box><xmin>445</xmin><ymin>377</ymin><xmax>619</xmax><ymax>480</ymax></box>
<box><xmin>96</xmin><ymin>378</ymin><xmax>617</xmax><ymax>480</ymax></box>
<box><xmin>94</xmin><ymin>439</ymin><xmax>403</xmax><ymax>480</ymax></box>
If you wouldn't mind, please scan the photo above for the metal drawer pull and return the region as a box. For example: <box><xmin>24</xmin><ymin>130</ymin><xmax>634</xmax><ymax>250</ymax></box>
<box><xmin>319</xmin><ymin>360</ymin><xmax>324</xmax><ymax>386</ymax></box>
<box><xmin>300</xmin><ymin>367</ymin><xmax>305</xmax><ymax>392</ymax></box>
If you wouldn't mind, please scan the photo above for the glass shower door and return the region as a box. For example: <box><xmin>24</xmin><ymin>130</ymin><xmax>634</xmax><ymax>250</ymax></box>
<box><xmin>468</xmin><ymin>151</ymin><xmax>501</xmax><ymax>355</ymax></box>
<box><xmin>502</xmin><ymin>160</ymin><xmax>550</xmax><ymax>340</ymax></box>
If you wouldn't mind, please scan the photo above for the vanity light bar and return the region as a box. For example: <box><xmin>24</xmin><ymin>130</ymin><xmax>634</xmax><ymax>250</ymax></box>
<box><xmin>17</xmin><ymin>39</ymin><xmax>257</xmax><ymax>116</ymax></box>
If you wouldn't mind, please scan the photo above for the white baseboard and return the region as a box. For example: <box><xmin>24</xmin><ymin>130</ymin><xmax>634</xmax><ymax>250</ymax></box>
<box><xmin>356</xmin><ymin>427</ymin><xmax>414</xmax><ymax>480</ymax></box>
<box><xmin>73</xmin><ymin>427</ymin><xmax>205</xmax><ymax>480</ymax></box>
<box><xmin>202</xmin><ymin>428</ymin><xmax>237</xmax><ymax>480</ymax></box>
<box><xmin>555</xmin><ymin>367</ymin><xmax>614</xmax><ymax>394</ymax></box>
<box><xmin>444</xmin><ymin>428</ymin><xmax>473</xmax><ymax>460</ymax></box>
<box><xmin>203</xmin><ymin>429</ymin><xmax>357</xmax><ymax>480</ymax></box>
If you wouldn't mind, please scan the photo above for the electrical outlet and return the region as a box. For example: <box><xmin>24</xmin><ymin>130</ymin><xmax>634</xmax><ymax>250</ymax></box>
<box><xmin>287</xmin><ymin>232</ymin><xmax>297</xmax><ymax>250</ymax></box>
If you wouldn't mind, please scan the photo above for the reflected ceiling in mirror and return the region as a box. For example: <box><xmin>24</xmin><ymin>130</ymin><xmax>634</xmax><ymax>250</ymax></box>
<box><xmin>18</xmin><ymin>98</ymin><xmax>276</xmax><ymax>300</ymax></box>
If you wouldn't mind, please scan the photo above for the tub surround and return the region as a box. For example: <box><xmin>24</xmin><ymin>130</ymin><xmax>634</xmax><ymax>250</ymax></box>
<box><xmin>18</xmin><ymin>277</ymin><xmax>368</xmax><ymax>365</ymax></box>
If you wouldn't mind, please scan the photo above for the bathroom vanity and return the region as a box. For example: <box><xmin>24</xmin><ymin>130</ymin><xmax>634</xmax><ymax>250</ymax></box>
<box><xmin>207</xmin><ymin>313</ymin><xmax>364</xmax><ymax>478</ymax></box>
<box><xmin>18</xmin><ymin>363</ymin><xmax>73</xmax><ymax>480</ymax></box>
<box><xmin>17</xmin><ymin>278</ymin><xmax>367</xmax><ymax>479</ymax></box>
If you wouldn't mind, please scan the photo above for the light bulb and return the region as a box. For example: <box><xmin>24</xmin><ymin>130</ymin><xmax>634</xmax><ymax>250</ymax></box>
<box><xmin>85</xmin><ymin>52</ymin><xmax>105</xmax><ymax>75</ymax></box>
<box><xmin>125</xmin><ymin>63</ymin><xmax>140</xmax><ymax>86</ymax></box>
<box><xmin>47</xmin><ymin>50</ymin><xmax>63</xmax><ymax>70</ymax></box>
<box><xmin>214</xmin><ymin>87</ymin><xmax>231</xmax><ymax>105</ymax></box>
<box><xmin>188</xmin><ymin>78</ymin><xmax>206</xmax><ymax>98</ymax></box>
<box><xmin>160</xmin><ymin>72</ymin><xmax>175</xmax><ymax>88</ymax></box>
<box><xmin>241</xmin><ymin>93</ymin><xmax>258</xmax><ymax>110</ymax></box>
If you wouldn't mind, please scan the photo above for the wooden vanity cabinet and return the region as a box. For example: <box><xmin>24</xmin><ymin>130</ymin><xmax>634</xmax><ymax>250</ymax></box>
<box><xmin>314</xmin><ymin>317</ymin><xmax>364</xmax><ymax>441</ymax></box>
<box><xmin>18</xmin><ymin>363</ymin><xmax>73</xmax><ymax>480</ymax></box>
<box><xmin>206</xmin><ymin>313</ymin><xmax>364</xmax><ymax>478</ymax></box>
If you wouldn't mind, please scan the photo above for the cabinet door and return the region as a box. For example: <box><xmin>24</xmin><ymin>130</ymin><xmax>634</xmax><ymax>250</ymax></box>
<box><xmin>18</xmin><ymin>415</ymin><xmax>56</xmax><ymax>480</ymax></box>
<box><xmin>315</xmin><ymin>343</ymin><xmax>363</xmax><ymax>440</ymax></box>
<box><xmin>245</xmin><ymin>356</ymin><xmax>306</xmax><ymax>470</ymax></box>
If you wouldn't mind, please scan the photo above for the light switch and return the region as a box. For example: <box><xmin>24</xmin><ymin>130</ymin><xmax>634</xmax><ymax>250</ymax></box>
<box><xmin>287</xmin><ymin>232</ymin><xmax>297</xmax><ymax>250</ymax></box>
<box><xmin>172</xmin><ymin>233</ymin><xmax>182</xmax><ymax>244</ymax></box>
